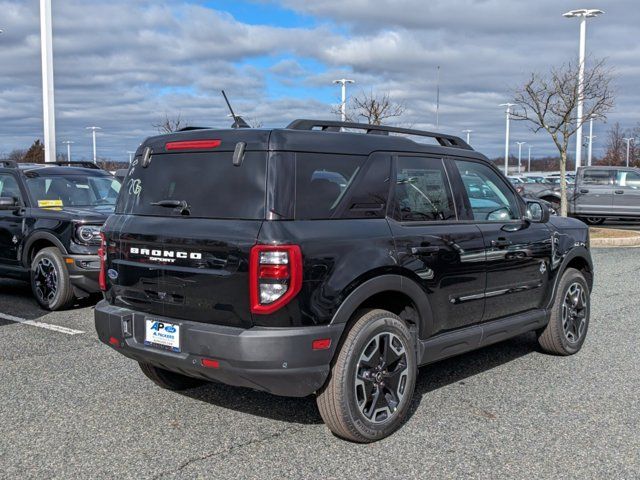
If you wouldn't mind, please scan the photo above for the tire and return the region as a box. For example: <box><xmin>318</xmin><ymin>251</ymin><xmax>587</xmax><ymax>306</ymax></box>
<box><xmin>30</xmin><ymin>247</ymin><xmax>75</xmax><ymax>311</ymax></box>
<box><xmin>138</xmin><ymin>362</ymin><xmax>207</xmax><ymax>391</ymax></box>
<box><xmin>582</xmin><ymin>217</ymin><xmax>605</xmax><ymax>226</ymax></box>
<box><xmin>538</xmin><ymin>268</ymin><xmax>590</xmax><ymax>356</ymax></box>
<box><xmin>316</xmin><ymin>309</ymin><xmax>417</xmax><ymax>443</ymax></box>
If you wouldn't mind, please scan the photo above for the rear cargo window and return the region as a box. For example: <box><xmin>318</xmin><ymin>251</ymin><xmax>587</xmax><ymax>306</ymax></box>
<box><xmin>295</xmin><ymin>153</ymin><xmax>366</xmax><ymax>219</ymax></box>
<box><xmin>116</xmin><ymin>152</ymin><xmax>266</xmax><ymax>219</ymax></box>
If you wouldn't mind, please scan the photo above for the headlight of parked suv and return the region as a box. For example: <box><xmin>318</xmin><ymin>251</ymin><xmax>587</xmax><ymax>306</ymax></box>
<box><xmin>75</xmin><ymin>224</ymin><xmax>103</xmax><ymax>245</ymax></box>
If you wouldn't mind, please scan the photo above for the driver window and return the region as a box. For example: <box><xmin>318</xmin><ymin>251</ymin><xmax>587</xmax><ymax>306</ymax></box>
<box><xmin>0</xmin><ymin>174</ymin><xmax>22</xmax><ymax>203</ymax></box>
<box><xmin>393</xmin><ymin>156</ymin><xmax>455</xmax><ymax>222</ymax></box>
<box><xmin>455</xmin><ymin>160</ymin><xmax>520</xmax><ymax>222</ymax></box>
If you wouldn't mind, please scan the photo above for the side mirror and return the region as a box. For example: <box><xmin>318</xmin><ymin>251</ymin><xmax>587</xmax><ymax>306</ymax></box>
<box><xmin>526</xmin><ymin>200</ymin><xmax>550</xmax><ymax>223</ymax></box>
<box><xmin>0</xmin><ymin>197</ymin><xmax>18</xmax><ymax>210</ymax></box>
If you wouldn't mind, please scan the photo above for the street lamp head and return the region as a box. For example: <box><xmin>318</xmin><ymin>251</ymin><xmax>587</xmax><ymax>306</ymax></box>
<box><xmin>516</xmin><ymin>141</ymin><xmax>526</xmax><ymax>146</ymax></box>
<box><xmin>563</xmin><ymin>9</ymin><xmax>604</xmax><ymax>18</ymax></box>
<box><xmin>333</xmin><ymin>78</ymin><xmax>355</xmax><ymax>85</ymax></box>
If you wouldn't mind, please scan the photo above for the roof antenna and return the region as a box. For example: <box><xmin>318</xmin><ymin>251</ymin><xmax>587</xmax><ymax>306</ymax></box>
<box><xmin>221</xmin><ymin>90</ymin><xmax>250</xmax><ymax>129</ymax></box>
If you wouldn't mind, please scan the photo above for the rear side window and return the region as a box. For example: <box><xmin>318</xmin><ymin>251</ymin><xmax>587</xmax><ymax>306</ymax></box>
<box><xmin>582</xmin><ymin>169</ymin><xmax>613</xmax><ymax>185</ymax></box>
<box><xmin>116</xmin><ymin>152</ymin><xmax>266</xmax><ymax>219</ymax></box>
<box><xmin>393</xmin><ymin>156</ymin><xmax>455</xmax><ymax>222</ymax></box>
<box><xmin>294</xmin><ymin>153</ymin><xmax>366</xmax><ymax>219</ymax></box>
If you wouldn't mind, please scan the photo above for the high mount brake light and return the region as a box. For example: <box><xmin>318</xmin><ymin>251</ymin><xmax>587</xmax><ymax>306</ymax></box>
<box><xmin>165</xmin><ymin>140</ymin><xmax>221</xmax><ymax>151</ymax></box>
<box><xmin>250</xmin><ymin>245</ymin><xmax>302</xmax><ymax>315</ymax></box>
<box><xmin>98</xmin><ymin>232</ymin><xmax>107</xmax><ymax>291</ymax></box>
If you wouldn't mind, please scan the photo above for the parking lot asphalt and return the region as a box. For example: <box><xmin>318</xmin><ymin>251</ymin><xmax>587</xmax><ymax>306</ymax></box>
<box><xmin>0</xmin><ymin>248</ymin><xmax>638</xmax><ymax>480</ymax></box>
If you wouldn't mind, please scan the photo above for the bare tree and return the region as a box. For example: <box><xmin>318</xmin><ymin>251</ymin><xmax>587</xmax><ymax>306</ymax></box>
<box><xmin>513</xmin><ymin>59</ymin><xmax>614</xmax><ymax>216</ymax></box>
<box><xmin>333</xmin><ymin>90</ymin><xmax>405</xmax><ymax>125</ymax></box>
<box><xmin>153</xmin><ymin>113</ymin><xmax>189</xmax><ymax>134</ymax></box>
<box><xmin>600</xmin><ymin>122</ymin><xmax>625</xmax><ymax>166</ymax></box>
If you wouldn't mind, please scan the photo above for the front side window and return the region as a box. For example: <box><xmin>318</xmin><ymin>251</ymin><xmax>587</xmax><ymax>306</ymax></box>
<box><xmin>26</xmin><ymin>174</ymin><xmax>120</xmax><ymax>208</ymax></box>
<box><xmin>455</xmin><ymin>160</ymin><xmax>521</xmax><ymax>222</ymax></box>
<box><xmin>393</xmin><ymin>156</ymin><xmax>455</xmax><ymax>222</ymax></box>
<box><xmin>582</xmin><ymin>169</ymin><xmax>613</xmax><ymax>185</ymax></box>
<box><xmin>615</xmin><ymin>170</ymin><xmax>640</xmax><ymax>189</ymax></box>
<box><xmin>0</xmin><ymin>174</ymin><xmax>22</xmax><ymax>202</ymax></box>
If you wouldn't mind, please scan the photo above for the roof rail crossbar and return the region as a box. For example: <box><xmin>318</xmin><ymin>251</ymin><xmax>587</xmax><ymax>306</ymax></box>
<box><xmin>52</xmin><ymin>161</ymin><xmax>101</xmax><ymax>169</ymax></box>
<box><xmin>286</xmin><ymin>119</ymin><xmax>472</xmax><ymax>149</ymax></box>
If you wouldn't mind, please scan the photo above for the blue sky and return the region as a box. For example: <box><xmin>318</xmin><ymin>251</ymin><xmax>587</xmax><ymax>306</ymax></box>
<box><xmin>0</xmin><ymin>0</ymin><xmax>638</xmax><ymax>162</ymax></box>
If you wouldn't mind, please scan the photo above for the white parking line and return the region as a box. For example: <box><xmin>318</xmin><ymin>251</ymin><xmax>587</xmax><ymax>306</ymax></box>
<box><xmin>0</xmin><ymin>312</ymin><xmax>85</xmax><ymax>335</ymax></box>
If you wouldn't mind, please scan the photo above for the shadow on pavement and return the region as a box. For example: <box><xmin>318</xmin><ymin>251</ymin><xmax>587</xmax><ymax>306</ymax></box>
<box><xmin>180</xmin><ymin>332</ymin><xmax>539</xmax><ymax>426</ymax></box>
<box><xmin>0</xmin><ymin>278</ymin><xmax>100</xmax><ymax>323</ymax></box>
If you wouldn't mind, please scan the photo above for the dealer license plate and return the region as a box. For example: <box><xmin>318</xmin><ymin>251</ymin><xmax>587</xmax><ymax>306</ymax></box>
<box><xmin>144</xmin><ymin>319</ymin><xmax>181</xmax><ymax>352</ymax></box>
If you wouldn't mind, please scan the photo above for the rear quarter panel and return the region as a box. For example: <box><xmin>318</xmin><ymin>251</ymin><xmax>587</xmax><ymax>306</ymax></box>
<box><xmin>255</xmin><ymin>219</ymin><xmax>397</xmax><ymax>327</ymax></box>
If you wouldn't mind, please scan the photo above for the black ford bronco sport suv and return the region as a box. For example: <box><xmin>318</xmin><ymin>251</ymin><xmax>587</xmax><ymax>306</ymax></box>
<box><xmin>96</xmin><ymin>120</ymin><xmax>593</xmax><ymax>442</ymax></box>
<box><xmin>0</xmin><ymin>161</ymin><xmax>121</xmax><ymax>310</ymax></box>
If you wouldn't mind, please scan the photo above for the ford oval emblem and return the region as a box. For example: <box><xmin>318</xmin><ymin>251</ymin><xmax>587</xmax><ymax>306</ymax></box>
<box><xmin>107</xmin><ymin>269</ymin><xmax>119</xmax><ymax>280</ymax></box>
<box><xmin>165</xmin><ymin>326</ymin><xmax>176</xmax><ymax>333</ymax></box>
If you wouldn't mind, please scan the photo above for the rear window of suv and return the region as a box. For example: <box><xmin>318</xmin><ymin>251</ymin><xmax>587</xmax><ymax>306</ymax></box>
<box><xmin>116</xmin><ymin>152</ymin><xmax>266</xmax><ymax>219</ymax></box>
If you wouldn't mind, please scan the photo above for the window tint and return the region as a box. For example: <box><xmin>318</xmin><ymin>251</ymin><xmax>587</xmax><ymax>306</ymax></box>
<box><xmin>295</xmin><ymin>154</ymin><xmax>365</xmax><ymax>219</ymax></box>
<box><xmin>582</xmin><ymin>169</ymin><xmax>613</xmax><ymax>185</ymax></box>
<box><xmin>116</xmin><ymin>152</ymin><xmax>266</xmax><ymax>219</ymax></box>
<box><xmin>455</xmin><ymin>160</ymin><xmax>520</xmax><ymax>221</ymax></box>
<box><xmin>393</xmin><ymin>156</ymin><xmax>455</xmax><ymax>222</ymax></box>
<box><xmin>339</xmin><ymin>155</ymin><xmax>391</xmax><ymax>219</ymax></box>
<box><xmin>0</xmin><ymin>175</ymin><xmax>21</xmax><ymax>202</ymax></box>
<box><xmin>615</xmin><ymin>170</ymin><xmax>640</xmax><ymax>189</ymax></box>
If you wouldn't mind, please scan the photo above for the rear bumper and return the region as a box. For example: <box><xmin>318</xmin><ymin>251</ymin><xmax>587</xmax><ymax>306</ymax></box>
<box><xmin>66</xmin><ymin>254</ymin><xmax>101</xmax><ymax>296</ymax></box>
<box><xmin>94</xmin><ymin>301</ymin><xmax>345</xmax><ymax>397</ymax></box>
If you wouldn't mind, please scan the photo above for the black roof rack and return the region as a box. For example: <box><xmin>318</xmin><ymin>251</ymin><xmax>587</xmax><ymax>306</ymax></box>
<box><xmin>51</xmin><ymin>161</ymin><xmax>101</xmax><ymax>169</ymax></box>
<box><xmin>286</xmin><ymin>119</ymin><xmax>473</xmax><ymax>150</ymax></box>
<box><xmin>0</xmin><ymin>160</ymin><xmax>18</xmax><ymax>168</ymax></box>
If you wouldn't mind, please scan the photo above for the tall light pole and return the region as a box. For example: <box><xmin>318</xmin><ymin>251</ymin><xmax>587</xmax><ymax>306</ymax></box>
<box><xmin>86</xmin><ymin>127</ymin><xmax>101</xmax><ymax>164</ymax></box>
<box><xmin>500</xmin><ymin>103</ymin><xmax>516</xmax><ymax>175</ymax></box>
<box><xmin>586</xmin><ymin>116</ymin><xmax>596</xmax><ymax>166</ymax></box>
<box><xmin>563</xmin><ymin>8</ymin><xmax>604</xmax><ymax>172</ymax></box>
<box><xmin>127</xmin><ymin>151</ymin><xmax>136</xmax><ymax>163</ymax></box>
<box><xmin>333</xmin><ymin>79</ymin><xmax>355</xmax><ymax>122</ymax></box>
<box><xmin>40</xmin><ymin>0</ymin><xmax>56</xmax><ymax>163</ymax></box>
<box><xmin>436</xmin><ymin>66</ymin><xmax>441</xmax><ymax>128</ymax></box>
<box><xmin>462</xmin><ymin>129</ymin><xmax>473</xmax><ymax>144</ymax></box>
<box><xmin>62</xmin><ymin>140</ymin><xmax>74</xmax><ymax>162</ymax></box>
<box><xmin>528</xmin><ymin>145</ymin><xmax>533</xmax><ymax>172</ymax></box>
<box><xmin>623</xmin><ymin>138</ymin><xmax>635</xmax><ymax>167</ymax></box>
<box><xmin>516</xmin><ymin>142</ymin><xmax>526</xmax><ymax>174</ymax></box>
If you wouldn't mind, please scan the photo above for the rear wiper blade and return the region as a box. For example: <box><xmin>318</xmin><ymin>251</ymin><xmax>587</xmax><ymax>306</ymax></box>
<box><xmin>150</xmin><ymin>199</ymin><xmax>190</xmax><ymax>215</ymax></box>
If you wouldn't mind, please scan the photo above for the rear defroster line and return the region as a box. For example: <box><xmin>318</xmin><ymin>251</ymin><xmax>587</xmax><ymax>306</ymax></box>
<box><xmin>0</xmin><ymin>312</ymin><xmax>84</xmax><ymax>335</ymax></box>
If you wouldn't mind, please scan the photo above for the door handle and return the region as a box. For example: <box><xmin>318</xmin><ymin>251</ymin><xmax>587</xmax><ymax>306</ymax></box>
<box><xmin>579</xmin><ymin>189</ymin><xmax>589</xmax><ymax>194</ymax></box>
<box><xmin>615</xmin><ymin>190</ymin><xmax>624</xmax><ymax>195</ymax></box>
<box><xmin>410</xmin><ymin>246</ymin><xmax>440</xmax><ymax>255</ymax></box>
<box><xmin>491</xmin><ymin>238</ymin><xmax>512</xmax><ymax>248</ymax></box>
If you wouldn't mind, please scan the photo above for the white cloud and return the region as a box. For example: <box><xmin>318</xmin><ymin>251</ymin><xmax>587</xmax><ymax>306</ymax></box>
<box><xmin>0</xmin><ymin>0</ymin><xmax>638</xmax><ymax>161</ymax></box>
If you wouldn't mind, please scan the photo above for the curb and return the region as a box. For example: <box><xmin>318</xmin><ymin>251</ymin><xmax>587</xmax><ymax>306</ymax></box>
<box><xmin>589</xmin><ymin>228</ymin><xmax>640</xmax><ymax>247</ymax></box>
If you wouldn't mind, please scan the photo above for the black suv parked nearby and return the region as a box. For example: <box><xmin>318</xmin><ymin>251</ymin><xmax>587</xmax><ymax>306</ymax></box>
<box><xmin>96</xmin><ymin>120</ymin><xmax>593</xmax><ymax>442</ymax></box>
<box><xmin>0</xmin><ymin>161</ymin><xmax>121</xmax><ymax>310</ymax></box>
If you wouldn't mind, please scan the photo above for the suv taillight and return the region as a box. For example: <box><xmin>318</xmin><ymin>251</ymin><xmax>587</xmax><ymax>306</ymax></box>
<box><xmin>250</xmin><ymin>245</ymin><xmax>302</xmax><ymax>314</ymax></box>
<box><xmin>98</xmin><ymin>233</ymin><xmax>107</xmax><ymax>291</ymax></box>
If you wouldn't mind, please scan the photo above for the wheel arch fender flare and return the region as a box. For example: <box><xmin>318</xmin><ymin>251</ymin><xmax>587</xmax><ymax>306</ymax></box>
<box><xmin>547</xmin><ymin>246</ymin><xmax>593</xmax><ymax>309</ymax></box>
<box><xmin>329</xmin><ymin>274</ymin><xmax>434</xmax><ymax>339</ymax></box>
<box><xmin>22</xmin><ymin>231</ymin><xmax>68</xmax><ymax>269</ymax></box>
